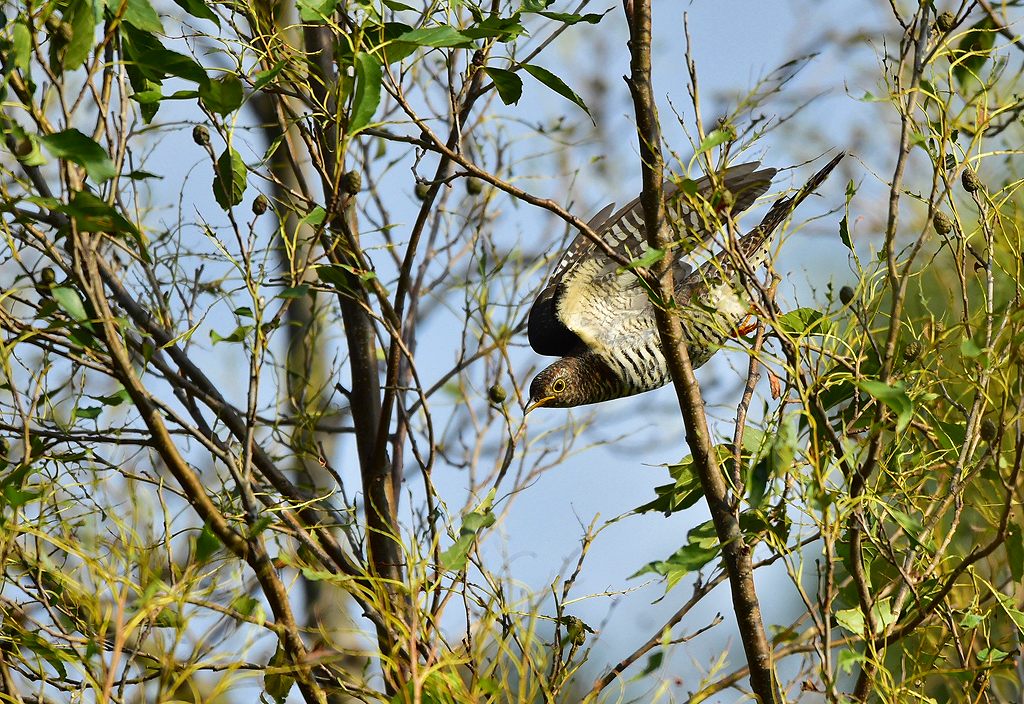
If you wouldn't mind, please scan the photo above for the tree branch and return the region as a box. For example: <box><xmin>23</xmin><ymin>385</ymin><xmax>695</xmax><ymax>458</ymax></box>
<box><xmin>622</xmin><ymin>6</ymin><xmax>777</xmax><ymax>702</ymax></box>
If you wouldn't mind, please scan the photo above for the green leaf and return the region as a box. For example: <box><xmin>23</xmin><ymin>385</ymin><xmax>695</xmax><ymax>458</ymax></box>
<box><xmin>231</xmin><ymin>595</ymin><xmax>260</xmax><ymax>618</ymax></box>
<box><xmin>835</xmin><ymin>597</ymin><xmax>897</xmax><ymax>636</ymax></box>
<box><xmin>94</xmin><ymin>388</ymin><xmax>130</xmax><ymax>406</ymax></box>
<box><xmin>976</xmin><ymin>647</ymin><xmax>1010</xmax><ymax>663</ymax></box>
<box><xmin>632</xmin><ymin>520</ymin><xmax>720</xmax><ymax>589</ymax></box>
<box><xmin>462</xmin><ymin>14</ymin><xmax>525</xmax><ymax>41</ymax></box>
<box><xmin>122</xmin><ymin>0</ymin><xmax>164</xmax><ymax>33</ymax></box>
<box><xmin>440</xmin><ymin>490</ymin><xmax>496</xmax><ymax>571</ymax></box>
<box><xmin>959</xmin><ymin>611</ymin><xmax>985</xmax><ymax>629</ymax></box>
<box><xmin>1</xmin><ymin>484</ymin><xmax>40</xmax><ymax>509</ymax></box>
<box><xmin>316</xmin><ymin>264</ymin><xmax>377</xmax><ymax>293</ymax></box>
<box><xmin>394</xmin><ymin>26</ymin><xmax>473</xmax><ymax>48</ymax></box>
<box><xmin>296</xmin><ymin>0</ymin><xmax>337</xmax><ymax>21</ymax></box>
<box><xmin>171</xmin><ymin>0</ymin><xmax>219</xmax><ymax>24</ymax></box>
<box><xmin>748</xmin><ymin>418</ymin><xmax>796</xmax><ymax>508</ymax></box>
<box><xmin>953</xmin><ymin>18</ymin><xmax>996</xmax><ymax>91</ymax></box>
<box><xmin>301</xmin><ymin>206</ymin><xmax>327</xmax><ymax>227</ymax></box>
<box><xmin>879</xmin><ymin>504</ymin><xmax>933</xmax><ymax>551</ymax></box>
<box><xmin>125</xmin><ymin>169</ymin><xmax>161</xmax><ymax>181</ymax></box>
<box><xmin>12</xmin><ymin>22</ymin><xmax>31</xmax><ymax>72</ymax></box>
<box><xmin>483</xmin><ymin>66</ymin><xmax>523</xmax><ymax>105</ymax></box>
<box><xmin>64</xmin><ymin>0</ymin><xmax>97</xmax><ymax>70</ymax></box>
<box><xmin>618</xmin><ymin>246</ymin><xmax>665</xmax><ymax>272</ymax></box>
<box><xmin>199</xmin><ymin>74</ymin><xmax>244</xmax><ymax>115</ymax></box>
<box><xmin>836</xmin><ymin>648</ymin><xmax>866</xmax><ymax>676</ymax></box>
<box><xmin>960</xmin><ymin>338</ymin><xmax>983</xmax><ymax>358</ymax></box>
<box><xmin>521</xmin><ymin>63</ymin><xmax>590</xmax><ymax>117</ymax></box>
<box><xmin>122</xmin><ymin>26</ymin><xmax>208</xmax><ymax>84</ymax></box>
<box><xmin>74</xmin><ymin>406</ymin><xmax>102</xmax><ymax>420</ymax></box>
<box><xmin>349</xmin><ymin>52</ymin><xmax>382</xmax><ymax>133</ymax></box>
<box><xmin>640</xmin><ymin>652</ymin><xmax>664</xmax><ymax>676</ymax></box>
<box><xmin>747</xmin><ymin>456</ymin><xmax>770</xmax><ymax>508</ymax></box>
<box><xmin>364</xmin><ymin>21</ymin><xmax>417</xmax><ymax>65</ymax></box>
<box><xmin>212</xmin><ymin>147</ymin><xmax>246</xmax><ymax>210</ymax></box>
<box><xmin>264</xmin><ymin>644</ymin><xmax>295</xmax><ymax>704</ymax></box>
<box><xmin>696</xmin><ymin>129</ymin><xmax>734</xmax><ymax>154</ymax></box>
<box><xmin>838</xmin><ymin>214</ymin><xmax>853</xmax><ymax>251</ymax></box>
<box><xmin>210</xmin><ymin>324</ymin><xmax>253</xmax><ymax>344</ymax></box>
<box><xmin>390</xmin><ymin>672</ymin><xmax>470</xmax><ymax>704</ymax></box>
<box><xmin>537</xmin><ymin>10</ymin><xmax>608</xmax><ymax>25</ymax></box>
<box><xmin>40</xmin><ymin>129</ymin><xmax>117</xmax><ymax>183</ymax></box>
<box><xmin>776</xmin><ymin>307</ymin><xmax>832</xmax><ymax>337</ymax></box>
<box><xmin>252</xmin><ymin>60</ymin><xmax>286</xmax><ymax>91</ymax></box>
<box><xmin>0</xmin><ymin>465</ymin><xmax>41</xmax><ymax>509</ymax></box>
<box><xmin>247</xmin><ymin>514</ymin><xmax>274</xmax><ymax>538</ymax></box>
<box><xmin>51</xmin><ymin>287</ymin><xmax>90</xmax><ymax>324</ymax></box>
<box><xmin>635</xmin><ymin>458</ymin><xmax>704</xmax><ymax>515</ymax></box>
<box><xmin>857</xmin><ymin>379</ymin><xmax>913</xmax><ymax>433</ymax></box>
<box><xmin>277</xmin><ymin>285</ymin><xmax>309</xmax><ymax>300</ymax></box>
<box><xmin>193</xmin><ymin>523</ymin><xmax>220</xmax><ymax>562</ymax></box>
<box><xmin>58</xmin><ymin>191</ymin><xmax>141</xmax><ymax>241</ymax></box>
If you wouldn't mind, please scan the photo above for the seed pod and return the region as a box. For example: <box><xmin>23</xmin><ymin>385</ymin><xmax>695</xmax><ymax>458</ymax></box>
<box><xmin>414</xmin><ymin>182</ymin><xmax>430</xmax><ymax>200</ymax></box>
<box><xmin>932</xmin><ymin>211</ymin><xmax>953</xmax><ymax>235</ymax></box>
<box><xmin>488</xmin><ymin>383</ymin><xmax>507</xmax><ymax>405</ymax></box>
<box><xmin>341</xmin><ymin>171</ymin><xmax>362</xmax><ymax>195</ymax></box>
<box><xmin>961</xmin><ymin>168</ymin><xmax>983</xmax><ymax>194</ymax></box>
<box><xmin>979</xmin><ymin>418</ymin><xmax>997</xmax><ymax>443</ymax></box>
<box><xmin>839</xmin><ymin>285</ymin><xmax>855</xmax><ymax>305</ymax></box>
<box><xmin>935</xmin><ymin>11</ymin><xmax>956</xmax><ymax>33</ymax></box>
<box><xmin>40</xmin><ymin>267</ymin><xmax>56</xmax><ymax>285</ymax></box>
<box><xmin>192</xmin><ymin>124</ymin><xmax>211</xmax><ymax>147</ymax></box>
<box><xmin>717</xmin><ymin>188</ymin><xmax>735</xmax><ymax>210</ymax></box>
<box><xmin>902</xmin><ymin>341</ymin><xmax>921</xmax><ymax>362</ymax></box>
<box><xmin>465</xmin><ymin>177</ymin><xmax>483</xmax><ymax>195</ymax></box>
<box><xmin>252</xmin><ymin>194</ymin><xmax>269</xmax><ymax>216</ymax></box>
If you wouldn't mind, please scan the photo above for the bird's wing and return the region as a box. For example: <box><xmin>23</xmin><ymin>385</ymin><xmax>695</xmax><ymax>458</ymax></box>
<box><xmin>547</xmin><ymin>161</ymin><xmax>776</xmax><ymax>288</ymax></box>
<box><xmin>528</xmin><ymin>162</ymin><xmax>776</xmax><ymax>357</ymax></box>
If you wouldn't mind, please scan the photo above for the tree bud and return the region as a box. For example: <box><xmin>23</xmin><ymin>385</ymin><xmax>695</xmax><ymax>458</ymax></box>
<box><xmin>932</xmin><ymin>211</ymin><xmax>953</xmax><ymax>235</ymax></box>
<box><xmin>341</xmin><ymin>170</ymin><xmax>362</xmax><ymax>195</ymax></box>
<box><xmin>192</xmin><ymin>124</ymin><xmax>211</xmax><ymax>147</ymax></box>
<box><xmin>252</xmin><ymin>194</ymin><xmax>269</xmax><ymax>216</ymax></box>
<box><xmin>936</xmin><ymin>11</ymin><xmax>956</xmax><ymax>33</ymax></box>
<box><xmin>488</xmin><ymin>384</ymin><xmax>507</xmax><ymax>404</ymax></box>
<box><xmin>961</xmin><ymin>168</ymin><xmax>983</xmax><ymax>194</ymax></box>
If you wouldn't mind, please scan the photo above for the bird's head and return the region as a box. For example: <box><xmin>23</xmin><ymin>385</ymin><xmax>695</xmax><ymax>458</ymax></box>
<box><xmin>526</xmin><ymin>355</ymin><xmax>616</xmax><ymax>411</ymax></box>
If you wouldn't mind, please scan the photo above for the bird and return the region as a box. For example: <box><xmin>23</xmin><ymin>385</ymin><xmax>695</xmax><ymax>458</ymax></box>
<box><xmin>526</xmin><ymin>153</ymin><xmax>844</xmax><ymax>411</ymax></box>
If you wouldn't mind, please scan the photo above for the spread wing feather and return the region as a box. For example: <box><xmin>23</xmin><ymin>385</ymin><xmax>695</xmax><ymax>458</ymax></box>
<box><xmin>528</xmin><ymin>162</ymin><xmax>776</xmax><ymax>357</ymax></box>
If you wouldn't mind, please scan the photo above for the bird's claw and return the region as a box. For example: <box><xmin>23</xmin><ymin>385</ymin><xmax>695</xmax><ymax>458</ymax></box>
<box><xmin>733</xmin><ymin>317</ymin><xmax>758</xmax><ymax>337</ymax></box>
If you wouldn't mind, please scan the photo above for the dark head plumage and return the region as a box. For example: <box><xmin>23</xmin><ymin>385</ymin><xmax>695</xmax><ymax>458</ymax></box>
<box><xmin>527</xmin><ymin>354</ymin><xmax>620</xmax><ymax>411</ymax></box>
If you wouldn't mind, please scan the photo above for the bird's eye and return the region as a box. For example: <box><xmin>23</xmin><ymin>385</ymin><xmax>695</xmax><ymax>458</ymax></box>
<box><xmin>552</xmin><ymin>378</ymin><xmax>566</xmax><ymax>393</ymax></box>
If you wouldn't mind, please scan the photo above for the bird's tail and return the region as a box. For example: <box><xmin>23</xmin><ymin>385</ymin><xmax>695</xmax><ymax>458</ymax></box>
<box><xmin>735</xmin><ymin>151</ymin><xmax>846</xmax><ymax>262</ymax></box>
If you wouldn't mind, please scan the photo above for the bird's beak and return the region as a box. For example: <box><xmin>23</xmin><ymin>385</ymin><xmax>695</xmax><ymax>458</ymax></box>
<box><xmin>525</xmin><ymin>396</ymin><xmax>554</xmax><ymax>414</ymax></box>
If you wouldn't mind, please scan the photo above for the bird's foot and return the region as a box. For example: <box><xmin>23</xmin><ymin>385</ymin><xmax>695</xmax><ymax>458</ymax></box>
<box><xmin>733</xmin><ymin>317</ymin><xmax>758</xmax><ymax>337</ymax></box>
